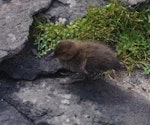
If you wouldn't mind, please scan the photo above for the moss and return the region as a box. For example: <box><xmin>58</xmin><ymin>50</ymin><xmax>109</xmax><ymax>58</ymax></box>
<box><xmin>32</xmin><ymin>0</ymin><xmax>150</xmax><ymax>74</ymax></box>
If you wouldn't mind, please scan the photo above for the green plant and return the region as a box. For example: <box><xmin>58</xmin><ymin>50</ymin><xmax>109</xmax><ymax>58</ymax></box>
<box><xmin>32</xmin><ymin>0</ymin><xmax>150</xmax><ymax>74</ymax></box>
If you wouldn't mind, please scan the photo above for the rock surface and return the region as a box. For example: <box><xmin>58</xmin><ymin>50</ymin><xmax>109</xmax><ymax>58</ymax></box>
<box><xmin>0</xmin><ymin>0</ymin><xmax>149</xmax><ymax>125</ymax></box>
<box><xmin>110</xmin><ymin>70</ymin><xmax>150</xmax><ymax>101</ymax></box>
<box><xmin>0</xmin><ymin>0</ymin><xmax>52</xmax><ymax>62</ymax></box>
<box><xmin>0</xmin><ymin>77</ymin><xmax>150</xmax><ymax>125</ymax></box>
<box><xmin>120</xmin><ymin>0</ymin><xmax>149</xmax><ymax>5</ymax></box>
<box><xmin>40</xmin><ymin>0</ymin><xmax>107</xmax><ymax>23</ymax></box>
<box><xmin>0</xmin><ymin>40</ymin><xmax>61</xmax><ymax>80</ymax></box>
<box><xmin>0</xmin><ymin>100</ymin><xmax>34</xmax><ymax>125</ymax></box>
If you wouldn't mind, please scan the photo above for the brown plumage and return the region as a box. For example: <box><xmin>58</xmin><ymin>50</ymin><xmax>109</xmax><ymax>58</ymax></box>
<box><xmin>54</xmin><ymin>39</ymin><xmax>121</xmax><ymax>76</ymax></box>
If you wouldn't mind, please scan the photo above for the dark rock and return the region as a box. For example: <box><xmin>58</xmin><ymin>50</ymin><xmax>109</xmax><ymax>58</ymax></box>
<box><xmin>0</xmin><ymin>56</ymin><xmax>60</xmax><ymax>80</ymax></box>
<box><xmin>0</xmin><ymin>78</ymin><xmax>150</xmax><ymax>125</ymax></box>
<box><xmin>0</xmin><ymin>40</ymin><xmax>61</xmax><ymax>80</ymax></box>
<box><xmin>0</xmin><ymin>0</ymin><xmax>52</xmax><ymax>62</ymax></box>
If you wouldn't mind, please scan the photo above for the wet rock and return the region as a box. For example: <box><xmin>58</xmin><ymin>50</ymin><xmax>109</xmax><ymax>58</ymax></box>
<box><xmin>0</xmin><ymin>0</ymin><xmax>52</xmax><ymax>62</ymax></box>
<box><xmin>0</xmin><ymin>78</ymin><xmax>150</xmax><ymax>125</ymax></box>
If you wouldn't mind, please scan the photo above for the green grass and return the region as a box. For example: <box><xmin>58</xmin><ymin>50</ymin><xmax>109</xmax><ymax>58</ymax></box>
<box><xmin>32</xmin><ymin>0</ymin><xmax>150</xmax><ymax>74</ymax></box>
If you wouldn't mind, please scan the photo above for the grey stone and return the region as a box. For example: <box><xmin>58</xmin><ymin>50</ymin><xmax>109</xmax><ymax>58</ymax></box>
<box><xmin>0</xmin><ymin>78</ymin><xmax>150</xmax><ymax>125</ymax></box>
<box><xmin>0</xmin><ymin>56</ymin><xmax>60</xmax><ymax>80</ymax></box>
<box><xmin>0</xmin><ymin>0</ymin><xmax>149</xmax><ymax>124</ymax></box>
<box><xmin>40</xmin><ymin>0</ymin><xmax>107</xmax><ymax>23</ymax></box>
<box><xmin>109</xmin><ymin>70</ymin><xmax>150</xmax><ymax>101</ymax></box>
<box><xmin>0</xmin><ymin>0</ymin><xmax>52</xmax><ymax>62</ymax></box>
<box><xmin>0</xmin><ymin>40</ymin><xmax>62</xmax><ymax>80</ymax></box>
<box><xmin>0</xmin><ymin>100</ymin><xmax>34</xmax><ymax>125</ymax></box>
<box><xmin>120</xmin><ymin>0</ymin><xmax>149</xmax><ymax>5</ymax></box>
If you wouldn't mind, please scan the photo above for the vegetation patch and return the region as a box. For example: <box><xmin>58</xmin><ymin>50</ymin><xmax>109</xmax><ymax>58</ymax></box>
<box><xmin>32</xmin><ymin>0</ymin><xmax>150</xmax><ymax>74</ymax></box>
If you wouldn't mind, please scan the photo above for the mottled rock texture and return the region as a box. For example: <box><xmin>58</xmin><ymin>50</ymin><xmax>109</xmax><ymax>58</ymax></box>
<box><xmin>0</xmin><ymin>100</ymin><xmax>34</xmax><ymax>125</ymax></box>
<box><xmin>0</xmin><ymin>78</ymin><xmax>150</xmax><ymax>125</ymax></box>
<box><xmin>0</xmin><ymin>0</ymin><xmax>52</xmax><ymax>62</ymax></box>
<box><xmin>0</xmin><ymin>0</ymin><xmax>149</xmax><ymax>125</ymax></box>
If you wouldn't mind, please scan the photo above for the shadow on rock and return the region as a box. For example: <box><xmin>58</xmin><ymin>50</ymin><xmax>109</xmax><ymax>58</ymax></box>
<box><xmin>66</xmin><ymin>78</ymin><xmax>149</xmax><ymax>106</ymax></box>
<box><xmin>0</xmin><ymin>77</ymin><xmax>150</xmax><ymax>125</ymax></box>
<box><xmin>0</xmin><ymin>39</ymin><xmax>62</xmax><ymax>80</ymax></box>
<box><xmin>65</xmin><ymin>79</ymin><xmax>150</xmax><ymax>125</ymax></box>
